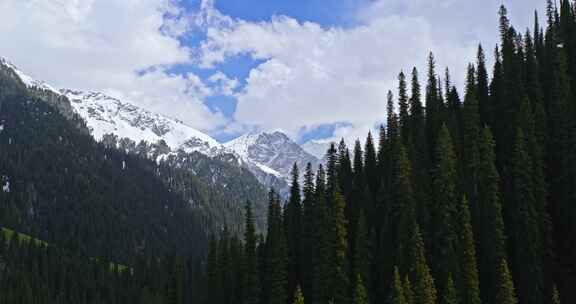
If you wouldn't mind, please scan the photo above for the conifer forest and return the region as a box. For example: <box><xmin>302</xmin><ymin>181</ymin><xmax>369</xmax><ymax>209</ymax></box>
<box><xmin>0</xmin><ymin>1</ymin><xmax>576</xmax><ymax>304</ymax></box>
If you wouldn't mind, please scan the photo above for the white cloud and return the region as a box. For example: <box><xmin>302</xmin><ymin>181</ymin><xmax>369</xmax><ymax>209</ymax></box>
<box><xmin>195</xmin><ymin>0</ymin><xmax>546</xmax><ymax>143</ymax></box>
<box><xmin>197</xmin><ymin>2</ymin><xmax>474</xmax><ymax>142</ymax></box>
<box><xmin>0</xmin><ymin>0</ymin><xmax>225</xmax><ymax>131</ymax></box>
<box><xmin>208</xmin><ymin>71</ymin><xmax>239</xmax><ymax>96</ymax></box>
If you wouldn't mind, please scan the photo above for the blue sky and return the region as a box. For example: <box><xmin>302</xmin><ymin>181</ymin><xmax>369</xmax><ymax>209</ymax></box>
<box><xmin>173</xmin><ymin>0</ymin><xmax>372</xmax><ymax>142</ymax></box>
<box><xmin>0</xmin><ymin>0</ymin><xmax>547</xmax><ymax>144</ymax></box>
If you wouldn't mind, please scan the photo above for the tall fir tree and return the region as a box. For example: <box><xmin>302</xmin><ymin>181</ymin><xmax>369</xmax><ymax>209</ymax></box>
<box><xmin>408</xmin><ymin>226</ymin><xmax>437</xmax><ymax>304</ymax></box>
<box><xmin>495</xmin><ymin>259</ymin><xmax>518</xmax><ymax>304</ymax></box>
<box><xmin>456</xmin><ymin>197</ymin><xmax>481</xmax><ymax>304</ymax></box>
<box><xmin>477</xmin><ymin>127</ymin><xmax>508</xmax><ymax>304</ymax></box>
<box><xmin>285</xmin><ymin>164</ymin><xmax>303</xmax><ymax>302</ymax></box>
<box><xmin>430</xmin><ymin>125</ymin><xmax>459</xmax><ymax>294</ymax></box>
<box><xmin>441</xmin><ymin>274</ymin><xmax>458</xmax><ymax>304</ymax></box>
<box><xmin>265</xmin><ymin>190</ymin><xmax>288</xmax><ymax>304</ymax></box>
<box><xmin>243</xmin><ymin>201</ymin><xmax>260</xmax><ymax>304</ymax></box>
<box><xmin>389</xmin><ymin>267</ymin><xmax>408</xmax><ymax>304</ymax></box>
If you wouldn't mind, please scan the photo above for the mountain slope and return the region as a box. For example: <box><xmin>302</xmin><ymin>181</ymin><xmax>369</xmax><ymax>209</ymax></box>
<box><xmin>0</xmin><ymin>68</ymin><xmax>209</xmax><ymax>262</ymax></box>
<box><xmin>62</xmin><ymin>89</ymin><xmax>223</xmax><ymax>156</ymax></box>
<box><xmin>225</xmin><ymin>131</ymin><xmax>320</xmax><ymax>195</ymax></box>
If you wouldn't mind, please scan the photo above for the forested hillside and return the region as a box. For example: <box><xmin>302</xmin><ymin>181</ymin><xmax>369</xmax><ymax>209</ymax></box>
<box><xmin>202</xmin><ymin>2</ymin><xmax>576</xmax><ymax>304</ymax></box>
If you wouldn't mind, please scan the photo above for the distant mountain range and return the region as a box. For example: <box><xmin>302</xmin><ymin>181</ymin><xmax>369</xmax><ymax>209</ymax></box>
<box><xmin>0</xmin><ymin>57</ymin><xmax>323</xmax><ymax>195</ymax></box>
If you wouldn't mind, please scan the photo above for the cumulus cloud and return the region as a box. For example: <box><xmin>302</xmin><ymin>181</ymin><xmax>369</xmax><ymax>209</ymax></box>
<box><xmin>0</xmin><ymin>0</ymin><xmax>225</xmax><ymax>131</ymax></box>
<box><xmin>194</xmin><ymin>0</ymin><xmax>545</xmax><ymax>143</ymax></box>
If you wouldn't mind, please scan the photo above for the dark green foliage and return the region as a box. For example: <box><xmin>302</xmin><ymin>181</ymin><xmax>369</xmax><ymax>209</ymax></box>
<box><xmin>477</xmin><ymin>127</ymin><xmax>507</xmax><ymax>304</ymax></box>
<box><xmin>293</xmin><ymin>286</ymin><xmax>305</xmax><ymax>304</ymax></box>
<box><xmin>441</xmin><ymin>274</ymin><xmax>458</xmax><ymax>304</ymax></box>
<box><xmin>495</xmin><ymin>259</ymin><xmax>518</xmax><ymax>304</ymax></box>
<box><xmin>353</xmin><ymin>275</ymin><xmax>369</xmax><ymax>304</ymax></box>
<box><xmin>243</xmin><ymin>201</ymin><xmax>260</xmax><ymax>304</ymax></box>
<box><xmin>265</xmin><ymin>190</ymin><xmax>288</xmax><ymax>304</ymax></box>
<box><xmin>285</xmin><ymin>164</ymin><xmax>303</xmax><ymax>302</ymax></box>
<box><xmin>409</xmin><ymin>226</ymin><xmax>437</xmax><ymax>304</ymax></box>
<box><xmin>430</xmin><ymin>125</ymin><xmax>459</xmax><ymax>293</ymax></box>
<box><xmin>456</xmin><ymin>197</ymin><xmax>481</xmax><ymax>304</ymax></box>
<box><xmin>389</xmin><ymin>267</ymin><xmax>408</xmax><ymax>304</ymax></box>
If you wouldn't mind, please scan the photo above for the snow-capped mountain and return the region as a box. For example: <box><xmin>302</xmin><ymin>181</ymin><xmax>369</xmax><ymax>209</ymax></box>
<box><xmin>0</xmin><ymin>56</ymin><xmax>319</xmax><ymax>196</ymax></box>
<box><xmin>225</xmin><ymin>131</ymin><xmax>320</xmax><ymax>183</ymax></box>
<box><xmin>0</xmin><ymin>57</ymin><xmax>60</xmax><ymax>95</ymax></box>
<box><xmin>61</xmin><ymin>90</ymin><xmax>223</xmax><ymax>156</ymax></box>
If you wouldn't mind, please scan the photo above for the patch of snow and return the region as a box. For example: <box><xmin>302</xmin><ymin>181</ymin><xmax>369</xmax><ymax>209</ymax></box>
<box><xmin>61</xmin><ymin>90</ymin><xmax>224</xmax><ymax>155</ymax></box>
<box><xmin>254</xmin><ymin>162</ymin><xmax>283</xmax><ymax>178</ymax></box>
<box><xmin>0</xmin><ymin>125</ymin><xmax>4</xmax><ymax>133</ymax></box>
<box><xmin>1</xmin><ymin>176</ymin><xmax>10</xmax><ymax>193</ymax></box>
<box><xmin>0</xmin><ymin>57</ymin><xmax>61</xmax><ymax>95</ymax></box>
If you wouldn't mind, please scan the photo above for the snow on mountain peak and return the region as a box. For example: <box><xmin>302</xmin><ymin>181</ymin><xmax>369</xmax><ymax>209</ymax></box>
<box><xmin>0</xmin><ymin>57</ymin><xmax>60</xmax><ymax>95</ymax></box>
<box><xmin>61</xmin><ymin>89</ymin><xmax>222</xmax><ymax>155</ymax></box>
<box><xmin>225</xmin><ymin>131</ymin><xmax>319</xmax><ymax>180</ymax></box>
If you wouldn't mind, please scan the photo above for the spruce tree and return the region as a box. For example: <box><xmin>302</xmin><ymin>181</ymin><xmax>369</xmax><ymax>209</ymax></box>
<box><xmin>403</xmin><ymin>275</ymin><xmax>415</xmax><ymax>304</ymax></box>
<box><xmin>495</xmin><ymin>259</ymin><xmax>518</xmax><ymax>304</ymax></box>
<box><xmin>285</xmin><ymin>164</ymin><xmax>303</xmax><ymax>302</ymax></box>
<box><xmin>302</xmin><ymin>163</ymin><xmax>315</xmax><ymax>302</ymax></box>
<box><xmin>389</xmin><ymin>267</ymin><xmax>408</xmax><ymax>304</ymax></box>
<box><xmin>353</xmin><ymin>275</ymin><xmax>369</xmax><ymax>304</ymax></box>
<box><xmin>331</xmin><ymin>191</ymin><xmax>349</xmax><ymax>304</ymax></box>
<box><xmin>552</xmin><ymin>284</ymin><xmax>561</xmax><ymax>304</ymax></box>
<box><xmin>243</xmin><ymin>201</ymin><xmax>260</xmax><ymax>304</ymax></box>
<box><xmin>441</xmin><ymin>274</ymin><xmax>458</xmax><ymax>304</ymax></box>
<box><xmin>508</xmin><ymin>128</ymin><xmax>544</xmax><ymax>304</ymax></box>
<box><xmin>292</xmin><ymin>286</ymin><xmax>305</xmax><ymax>304</ymax></box>
<box><xmin>409</xmin><ymin>226</ymin><xmax>437</xmax><ymax>304</ymax></box>
<box><xmin>265</xmin><ymin>190</ymin><xmax>288</xmax><ymax>304</ymax></box>
<box><xmin>425</xmin><ymin>52</ymin><xmax>444</xmax><ymax>159</ymax></box>
<box><xmin>364</xmin><ymin>132</ymin><xmax>378</xmax><ymax>197</ymax></box>
<box><xmin>398</xmin><ymin>71</ymin><xmax>410</xmax><ymax>141</ymax></box>
<box><xmin>477</xmin><ymin>127</ymin><xmax>507</xmax><ymax>304</ymax></box>
<box><xmin>456</xmin><ymin>197</ymin><xmax>481</xmax><ymax>304</ymax></box>
<box><xmin>353</xmin><ymin>210</ymin><xmax>370</xmax><ymax>297</ymax></box>
<box><xmin>476</xmin><ymin>45</ymin><xmax>491</xmax><ymax>126</ymax></box>
<box><xmin>430</xmin><ymin>125</ymin><xmax>459</xmax><ymax>293</ymax></box>
<box><xmin>461</xmin><ymin>64</ymin><xmax>481</xmax><ymax>233</ymax></box>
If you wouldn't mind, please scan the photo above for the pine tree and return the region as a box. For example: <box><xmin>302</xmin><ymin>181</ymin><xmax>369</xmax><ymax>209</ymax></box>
<box><xmin>389</xmin><ymin>267</ymin><xmax>408</xmax><ymax>304</ymax></box>
<box><xmin>364</xmin><ymin>132</ymin><xmax>378</xmax><ymax>197</ymax></box>
<box><xmin>461</xmin><ymin>64</ymin><xmax>481</xmax><ymax>234</ymax></box>
<box><xmin>495</xmin><ymin>259</ymin><xmax>518</xmax><ymax>304</ymax></box>
<box><xmin>476</xmin><ymin>45</ymin><xmax>491</xmax><ymax>126</ymax></box>
<box><xmin>353</xmin><ymin>210</ymin><xmax>370</xmax><ymax>297</ymax></box>
<box><xmin>285</xmin><ymin>164</ymin><xmax>303</xmax><ymax>302</ymax></box>
<box><xmin>403</xmin><ymin>275</ymin><xmax>415</xmax><ymax>304</ymax></box>
<box><xmin>392</xmin><ymin>142</ymin><xmax>417</xmax><ymax>274</ymax></box>
<box><xmin>430</xmin><ymin>125</ymin><xmax>459</xmax><ymax>293</ymax></box>
<box><xmin>265</xmin><ymin>190</ymin><xmax>288</xmax><ymax>304</ymax></box>
<box><xmin>441</xmin><ymin>274</ymin><xmax>458</xmax><ymax>304</ymax></box>
<box><xmin>508</xmin><ymin>128</ymin><xmax>544</xmax><ymax>304</ymax></box>
<box><xmin>552</xmin><ymin>284</ymin><xmax>561</xmax><ymax>304</ymax></box>
<box><xmin>456</xmin><ymin>197</ymin><xmax>481</xmax><ymax>304</ymax></box>
<box><xmin>409</xmin><ymin>226</ymin><xmax>437</xmax><ymax>304</ymax></box>
<box><xmin>398</xmin><ymin>71</ymin><xmax>410</xmax><ymax>141</ymax></box>
<box><xmin>352</xmin><ymin>275</ymin><xmax>369</xmax><ymax>304</ymax></box>
<box><xmin>243</xmin><ymin>201</ymin><xmax>260</xmax><ymax>304</ymax></box>
<box><xmin>292</xmin><ymin>286</ymin><xmax>305</xmax><ymax>304</ymax></box>
<box><xmin>331</xmin><ymin>191</ymin><xmax>349</xmax><ymax>304</ymax></box>
<box><xmin>477</xmin><ymin>127</ymin><xmax>507</xmax><ymax>304</ymax></box>
<box><xmin>302</xmin><ymin>163</ymin><xmax>315</xmax><ymax>302</ymax></box>
<box><xmin>425</xmin><ymin>52</ymin><xmax>444</xmax><ymax>159</ymax></box>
